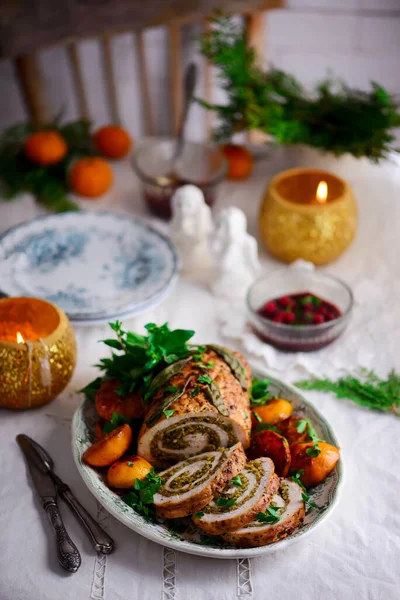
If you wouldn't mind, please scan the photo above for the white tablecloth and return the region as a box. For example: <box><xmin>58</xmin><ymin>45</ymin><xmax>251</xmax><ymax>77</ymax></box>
<box><xmin>1</xmin><ymin>150</ymin><xmax>399</xmax><ymax>600</ymax></box>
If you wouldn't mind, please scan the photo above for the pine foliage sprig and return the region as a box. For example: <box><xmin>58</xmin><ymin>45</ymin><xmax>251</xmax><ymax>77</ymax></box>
<box><xmin>198</xmin><ymin>17</ymin><xmax>400</xmax><ymax>161</ymax></box>
<box><xmin>296</xmin><ymin>369</ymin><xmax>400</xmax><ymax>416</ymax></box>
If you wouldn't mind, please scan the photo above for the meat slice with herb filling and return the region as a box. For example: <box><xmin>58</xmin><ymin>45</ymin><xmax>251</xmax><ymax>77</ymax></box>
<box><xmin>138</xmin><ymin>348</ymin><xmax>252</xmax><ymax>467</ymax></box>
<box><xmin>192</xmin><ymin>458</ymin><xmax>279</xmax><ymax>535</ymax></box>
<box><xmin>153</xmin><ymin>442</ymin><xmax>247</xmax><ymax>519</ymax></box>
<box><xmin>221</xmin><ymin>478</ymin><xmax>305</xmax><ymax>547</ymax></box>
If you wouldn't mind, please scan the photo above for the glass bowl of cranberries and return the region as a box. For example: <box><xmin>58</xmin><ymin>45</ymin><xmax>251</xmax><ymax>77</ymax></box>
<box><xmin>247</xmin><ymin>267</ymin><xmax>353</xmax><ymax>352</ymax></box>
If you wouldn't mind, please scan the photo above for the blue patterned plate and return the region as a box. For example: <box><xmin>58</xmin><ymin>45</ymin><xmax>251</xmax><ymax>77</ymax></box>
<box><xmin>0</xmin><ymin>211</ymin><xmax>178</xmax><ymax>322</ymax></box>
<box><xmin>72</xmin><ymin>369</ymin><xmax>344</xmax><ymax>559</ymax></box>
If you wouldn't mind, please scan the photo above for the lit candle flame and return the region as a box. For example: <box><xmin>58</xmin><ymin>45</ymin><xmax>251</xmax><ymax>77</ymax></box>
<box><xmin>16</xmin><ymin>332</ymin><xmax>25</xmax><ymax>344</ymax></box>
<box><xmin>316</xmin><ymin>181</ymin><xmax>328</xmax><ymax>204</ymax></box>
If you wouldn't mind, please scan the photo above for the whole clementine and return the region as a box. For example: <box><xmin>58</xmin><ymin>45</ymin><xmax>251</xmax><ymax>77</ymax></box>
<box><xmin>221</xmin><ymin>144</ymin><xmax>253</xmax><ymax>180</ymax></box>
<box><xmin>69</xmin><ymin>157</ymin><xmax>113</xmax><ymax>198</ymax></box>
<box><xmin>94</xmin><ymin>125</ymin><xmax>132</xmax><ymax>159</ymax></box>
<box><xmin>24</xmin><ymin>130</ymin><xmax>67</xmax><ymax>166</ymax></box>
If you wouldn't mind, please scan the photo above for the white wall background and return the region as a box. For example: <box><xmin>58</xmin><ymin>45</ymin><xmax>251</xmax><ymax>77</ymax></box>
<box><xmin>0</xmin><ymin>0</ymin><xmax>399</xmax><ymax>140</ymax></box>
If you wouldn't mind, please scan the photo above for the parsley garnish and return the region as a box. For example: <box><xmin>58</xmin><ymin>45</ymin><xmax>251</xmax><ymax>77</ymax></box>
<box><xmin>190</xmin><ymin>385</ymin><xmax>200</xmax><ymax>397</ymax></box>
<box><xmin>199</xmin><ymin>534</ymin><xmax>220</xmax><ymax>546</ymax></box>
<box><xmin>194</xmin><ymin>511</ymin><xmax>205</xmax><ymax>518</ymax></box>
<box><xmin>231</xmin><ymin>475</ymin><xmax>242</xmax><ymax>486</ymax></box>
<box><xmin>255</xmin><ymin>422</ymin><xmax>278</xmax><ymax>433</ymax></box>
<box><xmin>79</xmin><ymin>377</ymin><xmax>104</xmax><ymax>401</ymax></box>
<box><xmin>198</xmin><ymin>375</ymin><xmax>213</xmax><ymax>385</ymax></box>
<box><xmin>290</xmin><ymin>469</ymin><xmax>319</xmax><ymax>511</ymax></box>
<box><xmin>256</xmin><ymin>506</ymin><xmax>282</xmax><ymax>524</ymax></box>
<box><xmin>216</xmin><ymin>497</ymin><xmax>237</xmax><ymax>507</ymax></box>
<box><xmin>124</xmin><ymin>469</ymin><xmax>163</xmax><ymax>519</ymax></box>
<box><xmin>306</xmin><ymin>444</ymin><xmax>321</xmax><ymax>457</ymax></box>
<box><xmin>163</xmin><ymin>408</ymin><xmax>176</xmax><ymax>419</ymax></box>
<box><xmin>127</xmin><ymin>461</ymin><xmax>134</xmax><ymax>467</ymax></box>
<box><xmin>102</xmin><ymin>412</ymin><xmax>133</xmax><ymax>434</ymax></box>
<box><xmin>250</xmin><ymin>377</ymin><xmax>275</xmax><ymax>406</ymax></box>
<box><xmin>192</xmin><ymin>354</ymin><xmax>203</xmax><ymax>362</ymax></box>
<box><xmin>82</xmin><ymin>321</ymin><xmax>198</xmax><ymax>404</ymax></box>
<box><xmin>296</xmin><ymin>369</ymin><xmax>400</xmax><ymax>416</ymax></box>
<box><xmin>164</xmin><ymin>385</ymin><xmax>179</xmax><ymax>393</ymax></box>
<box><xmin>252</xmin><ymin>410</ymin><xmax>262</xmax><ymax>423</ymax></box>
<box><xmin>296</xmin><ymin>418</ymin><xmax>323</xmax><ymax>442</ymax></box>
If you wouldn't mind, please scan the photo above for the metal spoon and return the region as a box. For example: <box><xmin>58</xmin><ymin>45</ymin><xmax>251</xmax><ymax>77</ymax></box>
<box><xmin>153</xmin><ymin>61</ymin><xmax>198</xmax><ymax>187</ymax></box>
<box><xmin>25</xmin><ymin>436</ymin><xmax>115</xmax><ymax>555</ymax></box>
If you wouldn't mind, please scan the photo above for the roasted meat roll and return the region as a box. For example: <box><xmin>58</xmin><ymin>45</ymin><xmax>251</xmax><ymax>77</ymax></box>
<box><xmin>221</xmin><ymin>479</ymin><xmax>305</xmax><ymax>547</ymax></box>
<box><xmin>192</xmin><ymin>458</ymin><xmax>279</xmax><ymax>535</ymax></box>
<box><xmin>138</xmin><ymin>347</ymin><xmax>251</xmax><ymax>467</ymax></box>
<box><xmin>153</xmin><ymin>442</ymin><xmax>246</xmax><ymax>519</ymax></box>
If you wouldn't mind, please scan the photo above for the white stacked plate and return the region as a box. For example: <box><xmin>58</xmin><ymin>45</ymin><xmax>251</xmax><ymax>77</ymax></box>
<box><xmin>0</xmin><ymin>211</ymin><xmax>179</xmax><ymax>324</ymax></box>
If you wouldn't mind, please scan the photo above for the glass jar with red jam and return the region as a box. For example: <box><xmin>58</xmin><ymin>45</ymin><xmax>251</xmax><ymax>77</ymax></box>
<box><xmin>132</xmin><ymin>139</ymin><xmax>227</xmax><ymax>218</ymax></box>
<box><xmin>247</xmin><ymin>270</ymin><xmax>353</xmax><ymax>352</ymax></box>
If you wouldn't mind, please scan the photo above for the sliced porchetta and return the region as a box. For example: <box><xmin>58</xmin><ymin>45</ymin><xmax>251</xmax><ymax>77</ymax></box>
<box><xmin>221</xmin><ymin>478</ymin><xmax>305</xmax><ymax>548</ymax></box>
<box><xmin>153</xmin><ymin>442</ymin><xmax>246</xmax><ymax>519</ymax></box>
<box><xmin>138</xmin><ymin>347</ymin><xmax>251</xmax><ymax>468</ymax></box>
<box><xmin>192</xmin><ymin>458</ymin><xmax>279</xmax><ymax>535</ymax></box>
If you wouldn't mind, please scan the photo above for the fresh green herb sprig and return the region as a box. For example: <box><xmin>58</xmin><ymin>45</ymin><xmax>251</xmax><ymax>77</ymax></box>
<box><xmin>296</xmin><ymin>418</ymin><xmax>323</xmax><ymax>456</ymax></box>
<box><xmin>102</xmin><ymin>412</ymin><xmax>133</xmax><ymax>434</ymax></box>
<box><xmin>250</xmin><ymin>377</ymin><xmax>275</xmax><ymax>407</ymax></box>
<box><xmin>216</xmin><ymin>497</ymin><xmax>237</xmax><ymax>507</ymax></box>
<box><xmin>124</xmin><ymin>469</ymin><xmax>164</xmax><ymax>519</ymax></box>
<box><xmin>290</xmin><ymin>470</ymin><xmax>319</xmax><ymax>511</ymax></box>
<box><xmin>0</xmin><ymin>119</ymin><xmax>95</xmax><ymax>212</ymax></box>
<box><xmin>296</xmin><ymin>369</ymin><xmax>400</xmax><ymax>416</ymax></box>
<box><xmin>199</xmin><ymin>534</ymin><xmax>221</xmax><ymax>546</ymax></box>
<box><xmin>80</xmin><ymin>321</ymin><xmax>197</xmax><ymax>403</ymax></box>
<box><xmin>231</xmin><ymin>475</ymin><xmax>242</xmax><ymax>486</ymax></box>
<box><xmin>198</xmin><ymin>17</ymin><xmax>400</xmax><ymax>161</ymax></box>
<box><xmin>256</xmin><ymin>505</ymin><xmax>282</xmax><ymax>524</ymax></box>
<box><xmin>255</xmin><ymin>422</ymin><xmax>279</xmax><ymax>433</ymax></box>
<box><xmin>163</xmin><ymin>409</ymin><xmax>176</xmax><ymax>419</ymax></box>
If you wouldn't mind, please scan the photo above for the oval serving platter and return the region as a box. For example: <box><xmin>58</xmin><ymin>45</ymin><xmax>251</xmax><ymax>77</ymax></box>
<box><xmin>72</xmin><ymin>369</ymin><xmax>343</xmax><ymax>558</ymax></box>
<box><xmin>0</xmin><ymin>211</ymin><xmax>178</xmax><ymax>323</ymax></box>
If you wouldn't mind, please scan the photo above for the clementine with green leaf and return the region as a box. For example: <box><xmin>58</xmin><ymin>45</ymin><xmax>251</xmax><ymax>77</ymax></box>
<box><xmin>24</xmin><ymin>130</ymin><xmax>67</xmax><ymax>166</ymax></box>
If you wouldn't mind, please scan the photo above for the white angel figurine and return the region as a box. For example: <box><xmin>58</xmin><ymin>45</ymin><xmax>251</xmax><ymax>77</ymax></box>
<box><xmin>170</xmin><ymin>184</ymin><xmax>213</xmax><ymax>273</ymax></box>
<box><xmin>210</xmin><ymin>207</ymin><xmax>260</xmax><ymax>299</ymax></box>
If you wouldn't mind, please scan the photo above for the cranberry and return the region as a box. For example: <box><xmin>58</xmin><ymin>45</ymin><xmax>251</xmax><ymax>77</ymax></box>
<box><xmin>279</xmin><ymin>296</ymin><xmax>295</xmax><ymax>308</ymax></box>
<box><xmin>284</xmin><ymin>312</ymin><xmax>295</xmax><ymax>324</ymax></box>
<box><xmin>264</xmin><ymin>301</ymin><xmax>277</xmax><ymax>314</ymax></box>
<box><xmin>313</xmin><ymin>314</ymin><xmax>325</xmax><ymax>325</ymax></box>
<box><xmin>303</xmin><ymin>302</ymin><xmax>314</xmax><ymax>312</ymax></box>
<box><xmin>324</xmin><ymin>311</ymin><xmax>337</xmax><ymax>322</ymax></box>
<box><xmin>273</xmin><ymin>311</ymin><xmax>286</xmax><ymax>323</ymax></box>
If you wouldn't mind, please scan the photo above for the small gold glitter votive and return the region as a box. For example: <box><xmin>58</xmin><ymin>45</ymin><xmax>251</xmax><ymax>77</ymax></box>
<box><xmin>0</xmin><ymin>297</ymin><xmax>77</xmax><ymax>409</ymax></box>
<box><xmin>259</xmin><ymin>168</ymin><xmax>358</xmax><ymax>265</ymax></box>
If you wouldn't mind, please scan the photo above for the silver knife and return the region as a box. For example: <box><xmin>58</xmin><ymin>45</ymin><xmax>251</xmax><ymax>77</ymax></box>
<box><xmin>23</xmin><ymin>435</ymin><xmax>114</xmax><ymax>555</ymax></box>
<box><xmin>17</xmin><ymin>434</ymin><xmax>82</xmax><ymax>573</ymax></box>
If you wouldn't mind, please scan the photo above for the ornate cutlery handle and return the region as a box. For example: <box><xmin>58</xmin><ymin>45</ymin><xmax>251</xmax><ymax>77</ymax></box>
<box><xmin>43</xmin><ymin>500</ymin><xmax>81</xmax><ymax>573</ymax></box>
<box><xmin>54</xmin><ymin>475</ymin><xmax>115</xmax><ymax>554</ymax></box>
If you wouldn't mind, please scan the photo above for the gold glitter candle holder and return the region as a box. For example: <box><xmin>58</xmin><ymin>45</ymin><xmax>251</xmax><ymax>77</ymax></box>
<box><xmin>0</xmin><ymin>297</ymin><xmax>76</xmax><ymax>409</ymax></box>
<box><xmin>259</xmin><ymin>168</ymin><xmax>358</xmax><ymax>265</ymax></box>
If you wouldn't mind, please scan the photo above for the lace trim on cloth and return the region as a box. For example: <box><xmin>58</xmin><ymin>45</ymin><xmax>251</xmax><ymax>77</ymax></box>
<box><xmin>237</xmin><ymin>558</ymin><xmax>253</xmax><ymax>597</ymax></box>
<box><xmin>90</xmin><ymin>503</ymin><xmax>109</xmax><ymax>600</ymax></box>
<box><xmin>162</xmin><ymin>547</ymin><xmax>177</xmax><ymax>600</ymax></box>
